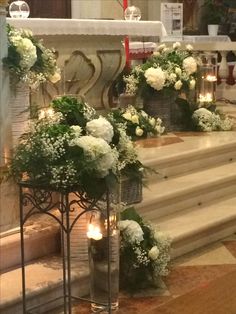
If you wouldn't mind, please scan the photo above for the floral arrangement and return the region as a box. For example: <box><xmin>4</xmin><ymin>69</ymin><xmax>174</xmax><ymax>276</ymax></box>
<box><xmin>119</xmin><ymin>207</ymin><xmax>171</xmax><ymax>291</ymax></box>
<box><xmin>123</xmin><ymin>42</ymin><xmax>198</xmax><ymax>99</ymax></box>
<box><xmin>108</xmin><ymin>105</ymin><xmax>165</xmax><ymax>140</ymax></box>
<box><xmin>3</xmin><ymin>25</ymin><xmax>61</xmax><ymax>87</ymax></box>
<box><xmin>10</xmin><ymin>96</ymin><xmax>145</xmax><ymax>199</ymax></box>
<box><xmin>192</xmin><ymin>108</ymin><xmax>233</xmax><ymax>132</ymax></box>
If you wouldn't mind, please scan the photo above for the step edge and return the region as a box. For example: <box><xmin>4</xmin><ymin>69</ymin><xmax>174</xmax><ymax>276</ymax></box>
<box><xmin>169</xmin><ymin>212</ymin><xmax>236</xmax><ymax>243</ymax></box>
<box><xmin>139</xmin><ymin>174</ymin><xmax>236</xmax><ymax>209</ymax></box>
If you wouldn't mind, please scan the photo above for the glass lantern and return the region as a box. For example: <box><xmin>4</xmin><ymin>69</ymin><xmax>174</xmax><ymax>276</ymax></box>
<box><xmin>197</xmin><ymin>53</ymin><xmax>218</xmax><ymax>107</ymax></box>
<box><xmin>124</xmin><ymin>6</ymin><xmax>141</xmax><ymax>21</ymax></box>
<box><xmin>9</xmin><ymin>1</ymin><xmax>30</xmax><ymax>18</ymax></box>
<box><xmin>87</xmin><ymin>206</ymin><xmax>120</xmax><ymax>313</ymax></box>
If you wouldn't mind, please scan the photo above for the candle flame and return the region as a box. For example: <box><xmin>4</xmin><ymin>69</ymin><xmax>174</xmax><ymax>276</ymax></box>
<box><xmin>198</xmin><ymin>93</ymin><xmax>213</xmax><ymax>103</ymax></box>
<box><xmin>87</xmin><ymin>224</ymin><xmax>103</xmax><ymax>241</ymax></box>
<box><xmin>38</xmin><ymin>108</ymin><xmax>55</xmax><ymax>119</ymax></box>
<box><xmin>206</xmin><ymin>75</ymin><xmax>217</xmax><ymax>82</ymax></box>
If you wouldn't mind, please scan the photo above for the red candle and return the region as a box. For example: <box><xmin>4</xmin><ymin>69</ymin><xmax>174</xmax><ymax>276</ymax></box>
<box><xmin>123</xmin><ymin>0</ymin><xmax>130</xmax><ymax>68</ymax></box>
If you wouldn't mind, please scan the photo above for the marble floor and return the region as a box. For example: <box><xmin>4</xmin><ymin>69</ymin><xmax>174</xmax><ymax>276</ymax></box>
<box><xmin>59</xmin><ymin>233</ymin><xmax>236</xmax><ymax>314</ymax></box>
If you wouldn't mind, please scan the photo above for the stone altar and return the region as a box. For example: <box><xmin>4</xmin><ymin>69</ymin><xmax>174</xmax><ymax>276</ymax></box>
<box><xmin>7</xmin><ymin>18</ymin><xmax>166</xmax><ymax>110</ymax></box>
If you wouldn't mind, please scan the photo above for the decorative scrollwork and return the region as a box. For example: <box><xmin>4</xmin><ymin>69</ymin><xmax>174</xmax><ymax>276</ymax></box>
<box><xmin>19</xmin><ymin>183</ymin><xmax>111</xmax><ymax>234</ymax></box>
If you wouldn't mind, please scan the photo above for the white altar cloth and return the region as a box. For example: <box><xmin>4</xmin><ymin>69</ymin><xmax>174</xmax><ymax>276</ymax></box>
<box><xmin>7</xmin><ymin>18</ymin><xmax>167</xmax><ymax>37</ymax></box>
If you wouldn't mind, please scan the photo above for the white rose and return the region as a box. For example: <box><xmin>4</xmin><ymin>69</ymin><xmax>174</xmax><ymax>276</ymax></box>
<box><xmin>174</xmin><ymin>80</ymin><xmax>183</xmax><ymax>90</ymax></box>
<box><xmin>154</xmin><ymin>231</ymin><xmax>166</xmax><ymax>242</ymax></box>
<box><xmin>70</xmin><ymin>125</ymin><xmax>82</xmax><ymax>136</ymax></box>
<box><xmin>86</xmin><ymin>116</ymin><xmax>114</xmax><ymax>143</ymax></box>
<box><xmin>131</xmin><ymin>114</ymin><xmax>139</xmax><ymax>124</ymax></box>
<box><xmin>186</xmin><ymin>44</ymin><xmax>193</xmax><ymax>51</ymax></box>
<box><xmin>153</xmin><ymin>51</ymin><xmax>160</xmax><ymax>57</ymax></box>
<box><xmin>141</xmin><ymin>110</ymin><xmax>148</xmax><ymax>118</ymax></box>
<box><xmin>163</xmin><ymin>47</ymin><xmax>170</xmax><ymax>53</ymax></box>
<box><xmin>149</xmin><ymin>117</ymin><xmax>156</xmax><ymax>126</ymax></box>
<box><xmin>48</xmin><ymin>71</ymin><xmax>61</xmax><ymax>84</ymax></box>
<box><xmin>183</xmin><ymin>56</ymin><xmax>197</xmax><ymax>75</ymax></box>
<box><xmin>144</xmin><ymin>67</ymin><xmax>165</xmax><ymax>91</ymax></box>
<box><xmin>157</xmin><ymin>44</ymin><xmax>166</xmax><ymax>51</ymax></box>
<box><xmin>148</xmin><ymin>246</ymin><xmax>160</xmax><ymax>260</ymax></box>
<box><xmin>122</xmin><ymin>112</ymin><xmax>132</xmax><ymax>121</ymax></box>
<box><xmin>169</xmin><ymin>73</ymin><xmax>177</xmax><ymax>82</ymax></box>
<box><xmin>173</xmin><ymin>42</ymin><xmax>181</xmax><ymax>50</ymax></box>
<box><xmin>189</xmin><ymin>79</ymin><xmax>196</xmax><ymax>90</ymax></box>
<box><xmin>135</xmin><ymin>127</ymin><xmax>144</xmax><ymax>137</ymax></box>
<box><xmin>175</xmin><ymin>67</ymin><xmax>182</xmax><ymax>76</ymax></box>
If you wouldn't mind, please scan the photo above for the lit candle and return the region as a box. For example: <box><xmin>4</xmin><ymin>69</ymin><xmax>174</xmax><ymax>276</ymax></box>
<box><xmin>198</xmin><ymin>93</ymin><xmax>213</xmax><ymax>103</ymax></box>
<box><xmin>38</xmin><ymin>108</ymin><xmax>55</xmax><ymax>119</ymax></box>
<box><xmin>206</xmin><ymin>75</ymin><xmax>217</xmax><ymax>82</ymax></box>
<box><xmin>87</xmin><ymin>224</ymin><xmax>103</xmax><ymax>241</ymax></box>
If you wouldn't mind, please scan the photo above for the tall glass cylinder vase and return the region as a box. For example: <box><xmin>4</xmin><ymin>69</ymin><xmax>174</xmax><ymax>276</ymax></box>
<box><xmin>87</xmin><ymin>206</ymin><xmax>119</xmax><ymax>313</ymax></box>
<box><xmin>197</xmin><ymin>53</ymin><xmax>217</xmax><ymax>108</ymax></box>
<box><xmin>10</xmin><ymin>82</ymin><xmax>30</xmax><ymax>147</ymax></box>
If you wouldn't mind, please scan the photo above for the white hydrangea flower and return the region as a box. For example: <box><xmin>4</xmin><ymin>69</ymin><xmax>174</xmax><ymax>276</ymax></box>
<box><xmin>174</xmin><ymin>80</ymin><xmax>183</xmax><ymax>90</ymax></box>
<box><xmin>183</xmin><ymin>56</ymin><xmax>197</xmax><ymax>75</ymax></box>
<box><xmin>148</xmin><ymin>246</ymin><xmax>160</xmax><ymax>260</ymax></box>
<box><xmin>119</xmin><ymin>220</ymin><xmax>144</xmax><ymax>243</ymax></box>
<box><xmin>70</xmin><ymin>135</ymin><xmax>117</xmax><ymax>177</ymax></box>
<box><xmin>15</xmin><ymin>37</ymin><xmax>37</xmax><ymax>69</ymax></box>
<box><xmin>86</xmin><ymin>116</ymin><xmax>114</xmax><ymax>143</ymax></box>
<box><xmin>144</xmin><ymin>67</ymin><xmax>166</xmax><ymax>91</ymax></box>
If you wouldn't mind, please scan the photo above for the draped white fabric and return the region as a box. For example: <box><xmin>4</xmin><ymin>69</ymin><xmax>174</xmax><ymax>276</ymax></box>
<box><xmin>7</xmin><ymin>18</ymin><xmax>167</xmax><ymax>37</ymax></box>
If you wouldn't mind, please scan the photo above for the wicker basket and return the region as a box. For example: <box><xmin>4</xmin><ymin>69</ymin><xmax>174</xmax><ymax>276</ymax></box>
<box><xmin>120</xmin><ymin>177</ymin><xmax>143</xmax><ymax>205</ymax></box>
<box><xmin>143</xmin><ymin>92</ymin><xmax>185</xmax><ymax>131</ymax></box>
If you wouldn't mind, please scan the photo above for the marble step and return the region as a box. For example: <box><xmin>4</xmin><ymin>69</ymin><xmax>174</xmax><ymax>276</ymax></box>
<box><xmin>0</xmin><ymin>255</ymin><xmax>89</xmax><ymax>314</ymax></box>
<box><xmin>156</xmin><ymin>195</ymin><xmax>236</xmax><ymax>259</ymax></box>
<box><xmin>138</xmin><ymin>132</ymin><xmax>236</xmax><ymax>180</ymax></box>
<box><xmin>0</xmin><ymin>214</ymin><xmax>60</xmax><ymax>272</ymax></box>
<box><xmin>137</xmin><ymin>161</ymin><xmax>236</xmax><ymax>220</ymax></box>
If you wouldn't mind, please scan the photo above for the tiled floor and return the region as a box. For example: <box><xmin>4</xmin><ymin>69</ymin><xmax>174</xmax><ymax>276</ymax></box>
<box><xmin>67</xmin><ymin>234</ymin><xmax>236</xmax><ymax>313</ymax></box>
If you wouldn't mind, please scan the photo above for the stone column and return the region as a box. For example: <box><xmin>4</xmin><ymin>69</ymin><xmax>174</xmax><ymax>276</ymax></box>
<box><xmin>0</xmin><ymin>0</ymin><xmax>11</xmax><ymax>166</ymax></box>
<box><xmin>0</xmin><ymin>0</ymin><xmax>19</xmax><ymax>234</ymax></box>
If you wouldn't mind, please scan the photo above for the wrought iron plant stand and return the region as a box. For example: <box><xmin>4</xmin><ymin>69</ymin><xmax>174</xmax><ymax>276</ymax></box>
<box><xmin>19</xmin><ymin>181</ymin><xmax>116</xmax><ymax>314</ymax></box>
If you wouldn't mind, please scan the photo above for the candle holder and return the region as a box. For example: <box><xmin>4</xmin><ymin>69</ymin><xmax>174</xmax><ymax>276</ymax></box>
<box><xmin>124</xmin><ymin>6</ymin><xmax>141</xmax><ymax>21</ymax></box>
<box><xmin>9</xmin><ymin>0</ymin><xmax>30</xmax><ymax>18</ymax></box>
<box><xmin>88</xmin><ymin>207</ymin><xmax>119</xmax><ymax>313</ymax></box>
<box><xmin>197</xmin><ymin>53</ymin><xmax>217</xmax><ymax>108</ymax></box>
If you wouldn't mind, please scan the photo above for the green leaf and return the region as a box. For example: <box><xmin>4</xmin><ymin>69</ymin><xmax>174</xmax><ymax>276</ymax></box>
<box><xmin>120</xmin><ymin>207</ymin><xmax>142</xmax><ymax>224</ymax></box>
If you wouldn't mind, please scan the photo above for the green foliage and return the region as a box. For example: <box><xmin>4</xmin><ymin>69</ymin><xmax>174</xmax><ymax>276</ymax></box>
<box><xmin>10</xmin><ymin>96</ymin><xmax>146</xmax><ymax>199</ymax></box>
<box><xmin>119</xmin><ymin>207</ymin><xmax>171</xmax><ymax>292</ymax></box>
<box><xmin>51</xmin><ymin>95</ymin><xmax>95</xmax><ymax>127</ymax></box>
<box><xmin>202</xmin><ymin>0</ymin><xmax>227</xmax><ymax>24</ymax></box>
